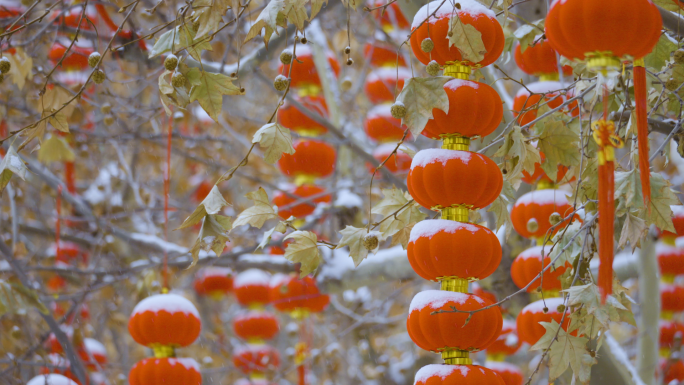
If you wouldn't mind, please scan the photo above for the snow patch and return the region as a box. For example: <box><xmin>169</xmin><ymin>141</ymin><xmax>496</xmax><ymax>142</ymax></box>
<box><xmin>234</xmin><ymin>269</ymin><xmax>271</xmax><ymax>288</ymax></box>
<box><xmin>84</xmin><ymin>338</ymin><xmax>107</xmax><ymax>356</ymax></box>
<box><xmin>672</xmin><ymin>205</ymin><xmax>684</xmax><ymax>218</ymax></box>
<box><xmin>515</xmin><ymin>81</ymin><xmax>564</xmax><ymax>97</ymax></box>
<box><xmin>414</xmin><ymin>364</ymin><xmax>470</xmax><ymax>384</ymax></box>
<box><xmin>366</xmin><ymin>67</ymin><xmax>412</xmax><ymax>84</ymax></box>
<box><xmin>196</xmin><ymin>267</ymin><xmax>233</xmax><ymax>279</ymax></box>
<box><xmin>27</xmin><ymin>374</ymin><xmax>78</xmax><ymax>385</ymax></box>
<box><xmin>335</xmin><ymin>189</ymin><xmax>364</xmax><ymax>208</ymax></box>
<box><xmin>515</xmin><ymin>189</ymin><xmax>570</xmax><ymax>207</ymax></box>
<box><xmin>412</xmin><ymin>0</ymin><xmax>495</xmax><ymax>29</ymax></box>
<box><xmin>411</xmin><ymin>149</ymin><xmax>473</xmax><ymax>169</ymax></box>
<box><xmin>409</xmin><ymin>219</ymin><xmax>485</xmax><ymax>243</ymax></box>
<box><xmin>409</xmin><ymin>290</ymin><xmax>483</xmax><ymax>312</ymax></box>
<box><xmin>131</xmin><ymin>293</ymin><xmax>199</xmax><ymax>318</ymax></box>
<box><xmin>485</xmin><ymin>361</ymin><xmax>521</xmax><ymax>374</ymax></box>
<box><xmin>518</xmin><ymin>245</ymin><xmax>548</xmax><ymax>260</ymax></box>
<box><xmin>367</xmin><ymin>104</ymin><xmax>395</xmax><ymax>120</ymax></box>
<box><xmin>445</xmin><ymin>79</ymin><xmax>480</xmax><ymax>91</ymax></box>
<box><xmin>521</xmin><ymin>297</ymin><xmax>565</xmax><ymax>314</ymax></box>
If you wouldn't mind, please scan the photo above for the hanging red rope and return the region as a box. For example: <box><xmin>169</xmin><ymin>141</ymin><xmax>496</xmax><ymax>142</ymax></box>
<box><xmin>633</xmin><ymin>59</ymin><xmax>651</xmax><ymax>207</ymax></box>
<box><xmin>55</xmin><ymin>185</ymin><xmax>62</xmax><ymax>260</ymax></box>
<box><xmin>594</xmin><ymin>88</ymin><xmax>624</xmax><ymax>302</ymax></box>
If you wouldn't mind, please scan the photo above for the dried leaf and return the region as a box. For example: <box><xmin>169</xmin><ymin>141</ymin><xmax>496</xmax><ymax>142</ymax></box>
<box><xmin>337</xmin><ymin>226</ymin><xmax>380</xmax><ymax>266</ymax></box>
<box><xmin>189</xmin><ymin>214</ymin><xmax>232</xmax><ymax>267</ymax></box>
<box><xmin>177</xmin><ymin>185</ymin><xmax>229</xmax><ymax>229</ymax></box>
<box><xmin>193</xmin><ymin>0</ymin><xmax>230</xmax><ymax>39</ymax></box>
<box><xmin>283</xmin><ymin>0</ymin><xmax>308</xmax><ymax>30</ymax></box>
<box><xmin>284</xmin><ymin>231</ymin><xmax>322</xmax><ymax>277</ymax></box>
<box><xmin>0</xmin><ymin>146</ymin><xmax>27</xmax><ymax>194</ymax></box>
<box><xmin>48</xmin><ymin>112</ymin><xmax>69</xmax><ymax>133</ymax></box>
<box><xmin>617</xmin><ymin>212</ymin><xmax>647</xmax><ymax>252</ymax></box>
<box><xmin>537</xmin><ymin>118</ymin><xmax>581</xmax><ymax>180</ymax></box>
<box><xmin>37</xmin><ymin>135</ymin><xmax>75</xmax><ymax>164</ymax></box>
<box><xmin>6</xmin><ymin>48</ymin><xmax>33</xmax><ymax>90</ymax></box>
<box><xmin>530</xmin><ymin>320</ymin><xmax>590</xmax><ymax>382</ymax></box>
<box><xmin>252</xmin><ymin>122</ymin><xmax>295</xmax><ymax>163</ymax></box>
<box><xmin>243</xmin><ymin>0</ymin><xmax>286</xmax><ymax>46</ymax></box>
<box><xmin>372</xmin><ymin>187</ymin><xmax>426</xmax><ymax>242</ymax></box>
<box><xmin>232</xmin><ymin>187</ymin><xmax>279</xmax><ymax>229</ymax></box>
<box><xmin>645</xmin><ymin>34</ymin><xmax>677</xmax><ymax>70</ymax></box>
<box><xmin>396</xmin><ymin>77</ymin><xmax>450</xmax><ymax>139</ymax></box>
<box><xmin>188</xmin><ymin>69</ymin><xmax>243</xmax><ymax>122</ymax></box>
<box><xmin>447</xmin><ymin>14</ymin><xmax>487</xmax><ymax>63</ymax></box>
<box><xmin>494</xmin><ymin>127</ymin><xmax>541</xmax><ymax>183</ymax></box>
<box><xmin>309</xmin><ymin>0</ymin><xmax>327</xmax><ymax>19</ymax></box>
<box><xmin>257</xmin><ymin>221</ymin><xmax>288</xmax><ymax>250</ymax></box>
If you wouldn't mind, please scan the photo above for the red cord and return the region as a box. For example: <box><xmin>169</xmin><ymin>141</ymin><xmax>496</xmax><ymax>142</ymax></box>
<box><xmin>56</xmin><ymin>185</ymin><xmax>62</xmax><ymax>260</ymax></box>
<box><xmin>95</xmin><ymin>4</ymin><xmax>118</xmax><ymax>33</ymax></box>
<box><xmin>634</xmin><ymin>64</ymin><xmax>651</xmax><ymax>208</ymax></box>
<box><xmin>64</xmin><ymin>161</ymin><xmax>76</xmax><ymax>195</ymax></box>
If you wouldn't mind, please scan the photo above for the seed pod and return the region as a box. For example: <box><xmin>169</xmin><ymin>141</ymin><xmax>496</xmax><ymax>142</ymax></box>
<box><xmin>273</xmin><ymin>74</ymin><xmax>290</xmax><ymax>91</ymax></box>
<box><xmin>543</xmin><ymin>306</ymin><xmax>549</xmax><ymax>313</ymax></box>
<box><xmin>390</xmin><ymin>102</ymin><xmax>406</xmax><ymax>119</ymax></box>
<box><xmin>164</xmin><ymin>54</ymin><xmax>179</xmax><ymax>71</ymax></box>
<box><xmin>88</xmin><ymin>52</ymin><xmax>101</xmax><ymax>68</ymax></box>
<box><xmin>346</xmin><ymin>58</ymin><xmax>354</xmax><ymax>66</ymax></box>
<box><xmin>666</xmin><ymin>78</ymin><xmax>680</xmax><ymax>92</ymax></box>
<box><xmin>280</xmin><ymin>50</ymin><xmax>293</xmax><ymax>65</ymax></box>
<box><xmin>549</xmin><ymin>212</ymin><xmax>562</xmax><ymax>225</ymax></box>
<box><xmin>526</xmin><ymin>218</ymin><xmax>539</xmax><ymax>233</ymax></box>
<box><xmin>426</xmin><ymin>60</ymin><xmax>440</xmax><ymax>76</ymax></box>
<box><xmin>557</xmin><ymin>304</ymin><xmax>566</xmax><ymax>313</ymax></box>
<box><xmin>0</xmin><ymin>57</ymin><xmax>10</xmax><ymax>74</ymax></box>
<box><xmin>93</xmin><ymin>69</ymin><xmax>105</xmax><ymax>84</ymax></box>
<box><xmin>421</xmin><ymin>38</ymin><xmax>434</xmax><ymax>53</ymax></box>
<box><xmin>675</xmin><ymin>50</ymin><xmax>684</xmax><ymax>65</ymax></box>
<box><xmin>344</xmin><ymin>46</ymin><xmax>351</xmax><ymax>54</ymax></box>
<box><xmin>362</xmin><ymin>234</ymin><xmax>379</xmax><ymax>251</ymax></box>
<box><xmin>171</xmin><ymin>72</ymin><xmax>186</xmax><ymax>88</ymax></box>
<box><xmin>300</xmin><ymin>37</ymin><xmax>308</xmax><ymax>44</ymax></box>
<box><xmin>100</xmin><ymin>103</ymin><xmax>112</xmax><ymax>114</ymax></box>
<box><xmin>103</xmin><ymin>115</ymin><xmax>115</xmax><ymax>126</ymax></box>
<box><xmin>340</xmin><ymin>77</ymin><xmax>352</xmax><ymax>91</ymax></box>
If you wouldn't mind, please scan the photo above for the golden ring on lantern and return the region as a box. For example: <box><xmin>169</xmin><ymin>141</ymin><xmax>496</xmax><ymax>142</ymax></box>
<box><xmin>439</xmin><ymin>348</ymin><xmax>473</xmax><ymax>365</ymax></box>
<box><xmin>539</xmin><ymin>73</ymin><xmax>560</xmax><ymax>82</ymax></box>
<box><xmin>151</xmin><ymin>344</ymin><xmax>176</xmax><ymax>358</ymax></box>
<box><xmin>431</xmin><ymin>204</ymin><xmax>473</xmax><ymax>222</ymax></box>
<box><xmin>585</xmin><ymin>51</ymin><xmax>620</xmax><ymax>73</ymax></box>
<box><xmin>440</xmin><ymin>133</ymin><xmax>470</xmax><ymax>151</ymax></box>
<box><xmin>443</xmin><ymin>61</ymin><xmax>481</xmax><ymax>80</ymax></box>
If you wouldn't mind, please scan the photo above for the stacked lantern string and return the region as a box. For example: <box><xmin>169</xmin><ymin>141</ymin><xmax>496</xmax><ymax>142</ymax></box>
<box><xmin>270</xmin><ymin>274</ymin><xmax>330</xmax><ymax>385</ymax></box>
<box><xmin>274</xmin><ymin>44</ymin><xmax>337</xmax><ymax>220</ymax></box>
<box><xmin>232</xmin><ymin>269</ymin><xmax>281</xmax><ymax>384</ymax></box>
<box><xmin>657</xmin><ymin>206</ymin><xmax>684</xmax><ymax>382</ymax></box>
<box><xmin>363</xmin><ymin>36</ymin><xmax>413</xmax><ymax>174</ymax></box>
<box><xmin>127</xmin><ymin>293</ymin><xmax>202</xmax><ymax>385</ymax></box>
<box><xmin>405</xmin><ymin>2</ymin><xmax>506</xmax><ymax>384</ymax></box>
<box><xmin>546</xmin><ymin>0</ymin><xmax>662</xmax><ymax>301</ymax></box>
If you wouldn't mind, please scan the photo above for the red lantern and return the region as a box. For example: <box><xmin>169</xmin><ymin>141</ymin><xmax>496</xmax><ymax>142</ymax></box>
<box><xmin>407</xmin><ymin>290</ymin><xmax>502</xmax><ymax>352</ymax></box>
<box><xmin>485</xmin><ymin>362</ymin><xmax>523</xmax><ymax>385</ymax></box>
<box><xmin>234</xmin><ymin>269</ymin><xmax>272</xmax><ymax>307</ymax></box>
<box><xmin>414</xmin><ymin>364</ymin><xmax>506</xmax><ymax>385</ymax></box>
<box><xmin>472</xmin><ymin>282</ymin><xmax>497</xmax><ymax>305</ymax></box>
<box><xmin>28</xmin><ymin>374</ymin><xmax>78</xmax><ymax>385</ymax></box>
<box><xmin>514</xmin><ymin>41</ymin><xmax>572</xmax><ymax>80</ymax></box>
<box><xmin>521</xmin><ymin>152</ymin><xmax>571</xmax><ymax>187</ymax></box>
<box><xmin>129</xmin><ymin>358</ymin><xmax>202</xmax><ymax>385</ymax></box>
<box><xmin>485</xmin><ymin>319</ymin><xmax>521</xmax><ymax>357</ymax></box>
<box><xmin>516</xmin><ymin>297</ymin><xmax>570</xmax><ymax>345</ymax></box>
<box><xmin>363</xmin><ymin>41</ymin><xmax>407</xmax><ymax>67</ymax></box>
<box><xmin>192</xmin><ymin>179</ymin><xmax>214</xmax><ymax>203</ymax></box>
<box><xmin>512</xmin><ymin>82</ymin><xmax>578</xmax><ymax>127</ymax></box>
<box><xmin>277</xmin><ymin>140</ymin><xmax>336</xmax><ymax>183</ymax></box>
<box><xmin>657</xmin><ymin>242</ymin><xmax>684</xmax><ymax>281</ymax></box>
<box><xmin>660</xmin><ymin>205</ymin><xmax>684</xmax><ymax>240</ymax></box>
<box><xmin>277</xmin><ymin>95</ymin><xmax>328</xmax><ymax>137</ymax></box>
<box><xmin>660</xmin><ymin>320</ymin><xmax>684</xmax><ymax>351</ymax></box>
<box><xmin>47</xmin><ymin>275</ymin><xmax>67</xmax><ymax>292</ymax></box>
<box><xmin>408</xmin><ymin>149</ymin><xmax>503</xmax><ymax>211</ymax></box>
<box><xmin>407</xmin><ymin>219</ymin><xmax>501</xmax><ymax>282</ymax></box>
<box><xmin>233</xmin><ymin>311</ymin><xmax>280</xmax><ymax>341</ymax></box>
<box><xmin>48</xmin><ymin>40</ymin><xmax>95</xmax><ymax>71</ymax></box>
<box><xmin>49</xmin><ymin>241</ymin><xmax>89</xmax><ymax>265</ymax></box>
<box><xmin>51</xmin><ymin>301</ymin><xmax>90</xmax><ymax>324</ymax></box>
<box><xmin>235</xmin><ymin>379</ymin><xmax>275</xmax><ymax>385</ymax></box>
<box><xmin>371</xmin><ymin>144</ymin><xmax>412</xmax><ymax>174</ymax></box>
<box><xmin>422</xmin><ymin>79</ymin><xmax>503</xmax><ymax>140</ymax></box>
<box><xmin>511</xmin><ymin>246</ymin><xmax>569</xmax><ymax>293</ymax></box>
<box><xmin>46</xmin><ymin>326</ymin><xmax>80</xmax><ymax>354</ymax></box>
<box><xmin>128</xmin><ymin>293</ymin><xmax>201</xmax><ymax>349</ymax></box>
<box><xmin>193</xmin><ymin>267</ymin><xmax>234</xmax><ymax>299</ymax></box>
<box><xmin>410</xmin><ymin>1</ymin><xmax>504</xmax><ymax>68</ymax></box>
<box><xmin>273</xmin><ymin>184</ymin><xmax>331</xmax><ymax>219</ymax></box>
<box><xmin>661</xmin><ymin>358</ymin><xmax>684</xmax><ymax>384</ymax></box>
<box><xmin>81</xmin><ymin>338</ymin><xmax>108</xmax><ymax>369</ymax></box>
<box><xmin>661</xmin><ymin>284</ymin><xmax>684</xmax><ymax>314</ymax></box>
<box><xmin>511</xmin><ymin>189</ymin><xmax>574</xmax><ymax>240</ymax></box>
<box><xmin>370</xmin><ymin>0</ymin><xmax>410</xmax><ymax>31</ymax></box>
<box><xmin>364</xmin><ymin>67</ymin><xmax>411</xmax><ymax>104</ymax></box>
<box><xmin>0</xmin><ymin>0</ymin><xmax>24</xmax><ymax>18</ymax></box>
<box><xmin>278</xmin><ymin>45</ymin><xmax>340</xmax><ymax>93</ymax></box>
<box><xmin>545</xmin><ymin>0</ymin><xmax>661</xmax><ymax>65</ymax></box>
<box><xmin>233</xmin><ymin>344</ymin><xmax>281</xmax><ymax>374</ymax></box>
<box><xmin>364</xmin><ymin>104</ymin><xmax>406</xmax><ymax>143</ymax></box>
<box><xmin>269</xmin><ymin>275</ymin><xmax>329</xmax><ymax>314</ymax></box>
<box><xmin>41</xmin><ymin>354</ymin><xmax>83</xmax><ymax>385</ymax></box>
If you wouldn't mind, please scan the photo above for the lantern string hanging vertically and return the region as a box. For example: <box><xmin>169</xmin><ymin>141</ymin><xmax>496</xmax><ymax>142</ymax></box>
<box><xmin>406</xmin><ymin>2</ymin><xmax>506</xmax><ymax>384</ymax></box>
<box><xmin>232</xmin><ymin>269</ymin><xmax>281</xmax><ymax>384</ymax></box>
<box><xmin>270</xmin><ymin>274</ymin><xmax>329</xmax><ymax>385</ymax></box>
<box><xmin>546</xmin><ymin>0</ymin><xmax>662</xmax><ymax>301</ymax></box>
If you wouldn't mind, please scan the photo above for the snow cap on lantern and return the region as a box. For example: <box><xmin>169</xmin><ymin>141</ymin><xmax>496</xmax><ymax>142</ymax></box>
<box><xmin>27</xmin><ymin>374</ymin><xmax>79</xmax><ymax>385</ymax></box>
<box><xmin>193</xmin><ymin>267</ymin><xmax>234</xmax><ymax>299</ymax></box>
<box><xmin>234</xmin><ymin>269</ymin><xmax>272</xmax><ymax>307</ymax></box>
<box><xmin>128</xmin><ymin>293</ymin><xmax>201</xmax><ymax>353</ymax></box>
<box><xmin>407</xmin><ymin>290</ymin><xmax>502</xmax><ymax>359</ymax></box>
<box><xmin>485</xmin><ymin>319</ymin><xmax>521</xmax><ymax>357</ymax></box>
<box><xmin>516</xmin><ymin>297</ymin><xmax>569</xmax><ymax>346</ymax></box>
<box><xmin>511</xmin><ymin>189</ymin><xmax>574</xmax><ymax>240</ymax></box>
<box><xmin>82</xmin><ymin>338</ymin><xmax>108</xmax><ymax>367</ymax></box>
<box><xmin>421</xmin><ymin>79</ymin><xmax>503</xmax><ymax>140</ymax></box>
<box><xmin>233</xmin><ymin>310</ymin><xmax>280</xmax><ymax>341</ymax></box>
<box><xmin>408</xmin><ymin>149</ymin><xmax>503</xmax><ymax>212</ymax></box>
<box><xmin>484</xmin><ymin>361</ymin><xmax>523</xmax><ymax>385</ymax></box>
<box><xmin>413</xmin><ymin>364</ymin><xmax>506</xmax><ymax>385</ymax></box>
<box><xmin>407</xmin><ymin>219</ymin><xmax>501</xmax><ymax>284</ymax></box>
<box><xmin>129</xmin><ymin>357</ymin><xmax>202</xmax><ymax>385</ymax></box>
<box><xmin>410</xmin><ymin>0</ymin><xmax>504</xmax><ymax>72</ymax></box>
<box><xmin>511</xmin><ymin>246</ymin><xmax>569</xmax><ymax>294</ymax></box>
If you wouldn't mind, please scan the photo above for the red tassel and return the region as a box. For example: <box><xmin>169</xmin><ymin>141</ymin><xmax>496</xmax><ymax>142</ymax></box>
<box><xmin>598</xmin><ymin>161</ymin><xmax>615</xmax><ymax>303</ymax></box>
<box><xmin>95</xmin><ymin>4</ymin><xmax>119</xmax><ymax>33</ymax></box>
<box><xmin>64</xmin><ymin>161</ymin><xmax>76</xmax><ymax>195</ymax></box>
<box><xmin>298</xmin><ymin>364</ymin><xmax>306</xmax><ymax>385</ymax></box>
<box><xmin>633</xmin><ymin>61</ymin><xmax>651</xmax><ymax>208</ymax></box>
